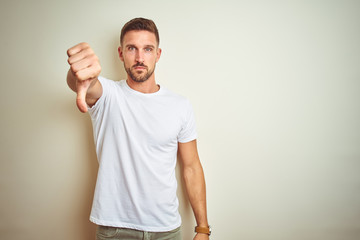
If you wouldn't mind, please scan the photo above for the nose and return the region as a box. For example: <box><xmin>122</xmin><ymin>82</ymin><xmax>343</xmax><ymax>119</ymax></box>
<box><xmin>135</xmin><ymin>49</ymin><xmax>144</xmax><ymax>63</ymax></box>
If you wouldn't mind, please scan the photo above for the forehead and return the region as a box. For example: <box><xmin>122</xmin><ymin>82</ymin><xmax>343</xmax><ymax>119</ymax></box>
<box><xmin>122</xmin><ymin>30</ymin><xmax>158</xmax><ymax>47</ymax></box>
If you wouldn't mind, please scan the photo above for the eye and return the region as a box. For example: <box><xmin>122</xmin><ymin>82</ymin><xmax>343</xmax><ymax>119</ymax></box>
<box><xmin>128</xmin><ymin>46</ymin><xmax>135</xmax><ymax>51</ymax></box>
<box><xmin>145</xmin><ymin>47</ymin><xmax>153</xmax><ymax>52</ymax></box>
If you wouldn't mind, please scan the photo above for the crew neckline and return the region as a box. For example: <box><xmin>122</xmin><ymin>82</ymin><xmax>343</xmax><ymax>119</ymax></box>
<box><xmin>123</xmin><ymin>80</ymin><xmax>163</xmax><ymax>96</ymax></box>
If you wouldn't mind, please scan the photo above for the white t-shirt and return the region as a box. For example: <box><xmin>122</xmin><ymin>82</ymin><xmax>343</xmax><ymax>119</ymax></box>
<box><xmin>88</xmin><ymin>76</ymin><xmax>197</xmax><ymax>232</ymax></box>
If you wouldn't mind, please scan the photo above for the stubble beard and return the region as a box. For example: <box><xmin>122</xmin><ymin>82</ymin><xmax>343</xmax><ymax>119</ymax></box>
<box><xmin>125</xmin><ymin>63</ymin><xmax>155</xmax><ymax>83</ymax></box>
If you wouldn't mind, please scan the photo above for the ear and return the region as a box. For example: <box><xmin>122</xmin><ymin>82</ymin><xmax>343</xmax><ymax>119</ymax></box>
<box><xmin>156</xmin><ymin>48</ymin><xmax>162</xmax><ymax>63</ymax></box>
<box><xmin>118</xmin><ymin>46</ymin><xmax>124</xmax><ymax>62</ymax></box>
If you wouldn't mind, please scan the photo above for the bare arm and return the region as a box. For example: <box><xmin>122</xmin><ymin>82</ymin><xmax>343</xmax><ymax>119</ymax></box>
<box><xmin>66</xmin><ymin>42</ymin><xmax>102</xmax><ymax>112</ymax></box>
<box><xmin>178</xmin><ymin>140</ymin><xmax>209</xmax><ymax>240</ymax></box>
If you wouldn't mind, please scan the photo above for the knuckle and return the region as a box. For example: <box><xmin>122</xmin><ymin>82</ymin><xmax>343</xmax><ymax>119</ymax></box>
<box><xmin>94</xmin><ymin>68</ymin><xmax>101</xmax><ymax>77</ymax></box>
<box><xmin>91</xmin><ymin>54</ymin><xmax>99</xmax><ymax>62</ymax></box>
<box><xmin>93</xmin><ymin>63</ymin><xmax>101</xmax><ymax>72</ymax></box>
<box><xmin>75</xmin><ymin>71</ymin><xmax>83</xmax><ymax>80</ymax></box>
<box><xmin>80</xmin><ymin>42</ymin><xmax>89</xmax><ymax>48</ymax></box>
<box><xmin>87</xmin><ymin>49</ymin><xmax>95</xmax><ymax>57</ymax></box>
<box><xmin>70</xmin><ymin>65</ymin><xmax>77</xmax><ymax>73</ymax></box>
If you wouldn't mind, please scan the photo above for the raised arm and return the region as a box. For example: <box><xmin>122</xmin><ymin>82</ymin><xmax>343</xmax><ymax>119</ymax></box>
<box><xmin>178</xmin><ymin>140</ymin><xmax>209</xmax><ymax>240</ymax></box>
<box><xmin>66</xmin><ymin>42</ymin><xmax>102</xmax><ymax>113</ymax></box>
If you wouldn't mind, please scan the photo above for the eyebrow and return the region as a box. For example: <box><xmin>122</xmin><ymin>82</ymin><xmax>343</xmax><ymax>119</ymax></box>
<box><xmin>144</xmin><ymin>45</ymin><xmax>155</xmax><ymax>49</ymax></box>
<box><xmin>125</xmin><ymin>44</ymin><xmax>156</xmax><ymax>49</ymax></box>
<box><xmin>125</xmin><ymin>44</ymin><xmax>136</xmax><ymax>49</ymax></box>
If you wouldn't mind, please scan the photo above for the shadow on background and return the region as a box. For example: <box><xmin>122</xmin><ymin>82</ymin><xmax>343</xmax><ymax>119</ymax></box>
<box><xmin>63</xmin><ymin>96</ymin><xmax>98</xmax><ymax>240</ymax></box>
<box><xmin>80</xmin><ymin>115</ymin><xmax>98</xmax><ymax>239</ymax></box>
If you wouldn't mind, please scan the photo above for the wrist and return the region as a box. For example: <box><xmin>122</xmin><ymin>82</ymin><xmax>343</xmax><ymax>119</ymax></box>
<box><xmin>195</xmin><ymin>225</ymin><xmax>211</xmax><ymax>236</ymax></box>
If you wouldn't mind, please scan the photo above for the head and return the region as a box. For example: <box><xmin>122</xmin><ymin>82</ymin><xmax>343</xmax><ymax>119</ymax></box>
<box><xmin>118</xmin><ymin>18</ymin><xmax>161</xmax><ymax>83</ymax></box>
<box><xmin>120</xmin><ymin>18</ymin><xmax>159</xmax><ymax>47</ymax></box>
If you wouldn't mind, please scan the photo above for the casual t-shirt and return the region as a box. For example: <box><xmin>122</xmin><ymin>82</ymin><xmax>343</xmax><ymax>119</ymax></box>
<box><xmin>88</xmin><ymin>76</ymin><xmax>197</xmax><ymax>232</ymax></box>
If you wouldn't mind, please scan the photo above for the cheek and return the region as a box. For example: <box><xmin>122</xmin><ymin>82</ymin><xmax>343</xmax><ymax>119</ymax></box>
<box><xmin>123</xmin><ymin>58</ymin><xmax>132</xmax><ymax>68</ymax></box>
<box><xmin>123</xmin><ymin>54</ymin><xmax>135</xmax><ymax>64</ymax></box>
<box><xmin>124</xmin><ymin>52</ymin><xmax>135</xmax><ymax>59</ymax></box>
<box><xmin>146</xmin><ymin>54</ymin><xmax>158</xmax><ymax>63</ymax></box>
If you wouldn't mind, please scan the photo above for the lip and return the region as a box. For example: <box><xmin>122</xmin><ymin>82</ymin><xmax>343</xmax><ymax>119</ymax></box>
<box><xmin>133</xmin><ymin>66</ymin><xmax>146</xmax><ymax>70</ymax></box>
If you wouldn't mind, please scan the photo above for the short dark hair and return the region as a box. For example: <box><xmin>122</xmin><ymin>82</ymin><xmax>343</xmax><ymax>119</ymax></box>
<box><xmin>120</xmin><ymin>18</ymin><xmax>160</xmax><ymax>46</ymax></box>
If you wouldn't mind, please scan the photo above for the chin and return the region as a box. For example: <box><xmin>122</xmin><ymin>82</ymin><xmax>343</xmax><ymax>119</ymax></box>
<box><xmin>131</xmin><ymin>75</ymin><xmax>149</xmax><ymax>83</ymax></box>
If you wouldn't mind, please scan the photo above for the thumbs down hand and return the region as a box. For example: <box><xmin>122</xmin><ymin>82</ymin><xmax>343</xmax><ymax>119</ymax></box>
<box><xmin>67</xmin><ymin>42</ymin><xmax>101</xmax><ymax>113</ymax></box>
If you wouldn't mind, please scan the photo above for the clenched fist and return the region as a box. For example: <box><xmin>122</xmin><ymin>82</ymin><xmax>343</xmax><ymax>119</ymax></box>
<box><xmin>67</xmin><ymin>42</ymin><xmax>101</xmax><ymax>113</ymax></box>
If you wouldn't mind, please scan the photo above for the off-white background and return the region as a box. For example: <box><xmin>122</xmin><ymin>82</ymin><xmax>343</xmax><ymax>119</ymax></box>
<box><xmin>0</xmin><ymin>0</ymin><xmax>359</xmax><ymax>239</ymax></box>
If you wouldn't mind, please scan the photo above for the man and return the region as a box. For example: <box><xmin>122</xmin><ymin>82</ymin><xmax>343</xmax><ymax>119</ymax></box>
<box><xmin>66</xmin><ymin>18</ymin><xmax>210</xmax><ymax>240</ymax></box>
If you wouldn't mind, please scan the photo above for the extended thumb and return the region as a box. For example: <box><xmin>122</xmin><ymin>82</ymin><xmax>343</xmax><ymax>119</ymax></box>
<box><xmin>76</xmin><ymin>83</ymin><xmax>89</xmax><ymax>113</ymax></box>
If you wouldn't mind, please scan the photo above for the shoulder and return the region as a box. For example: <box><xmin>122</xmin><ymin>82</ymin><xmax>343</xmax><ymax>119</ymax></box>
<box><xmin>159</xmin><ymin>87</ymin><xmax>195</xmax><ymax>122</ymax></box>
<box><xmin>97</xmin><ymin>76</ymin><xmax>125</xmax><ymax>93</ymax></box>
<box><xmin>98</xmin><ymin>76</ymin><xmax>122</xmax><ymax>87</ymax></box>
<box><xmin>161</xmin><ymin>86</ymin><xmax>191</xmax><ymax>106</ymax></box>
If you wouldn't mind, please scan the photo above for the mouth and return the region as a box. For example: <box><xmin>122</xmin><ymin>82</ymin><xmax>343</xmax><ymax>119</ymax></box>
<box><xmin>132</xmin><ymin>64</ymin><xmax>147</xmax><ymax>71</ymax></box>
<box><xmin>134</xmin><ymin>66</ymin><xmax>146</xmax><ymax>70</ymax></box>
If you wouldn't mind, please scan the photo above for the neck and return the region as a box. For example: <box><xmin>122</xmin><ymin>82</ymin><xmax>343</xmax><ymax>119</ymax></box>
<box><xmin>126</xmin><ymin>75</ymin><xmax>159</xmax><ymax>93</ymax></box>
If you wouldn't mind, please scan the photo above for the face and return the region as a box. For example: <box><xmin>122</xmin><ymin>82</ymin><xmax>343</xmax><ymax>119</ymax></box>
<box><xmin>118</xmin><ymin>30</ymin><xmax>161</xmax><ymax>83</ymax></box>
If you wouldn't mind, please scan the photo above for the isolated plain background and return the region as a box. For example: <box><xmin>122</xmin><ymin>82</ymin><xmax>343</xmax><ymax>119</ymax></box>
<box><xmin>0</xmin><ymin>0</ymin><xmax>359</xmax><ymax>239</ymax></box>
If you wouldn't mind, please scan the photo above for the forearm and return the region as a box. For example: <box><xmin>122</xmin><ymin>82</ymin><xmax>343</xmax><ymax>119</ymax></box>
<box><xmin>183</xmin><ymin>161</ymin><xmax>208</xmax><ymax>227</ymax></box>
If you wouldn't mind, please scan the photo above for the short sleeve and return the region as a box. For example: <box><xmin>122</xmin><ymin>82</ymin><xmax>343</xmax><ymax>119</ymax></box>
<box><xmin>177</xmin><ymin>100</ymin><xmax>197</xmax><ymax>143</ymax></box>
<box><xmin>88</xmin><ymin>76</ymin><xmax>110</xmax><ymax>120</ymax></box>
